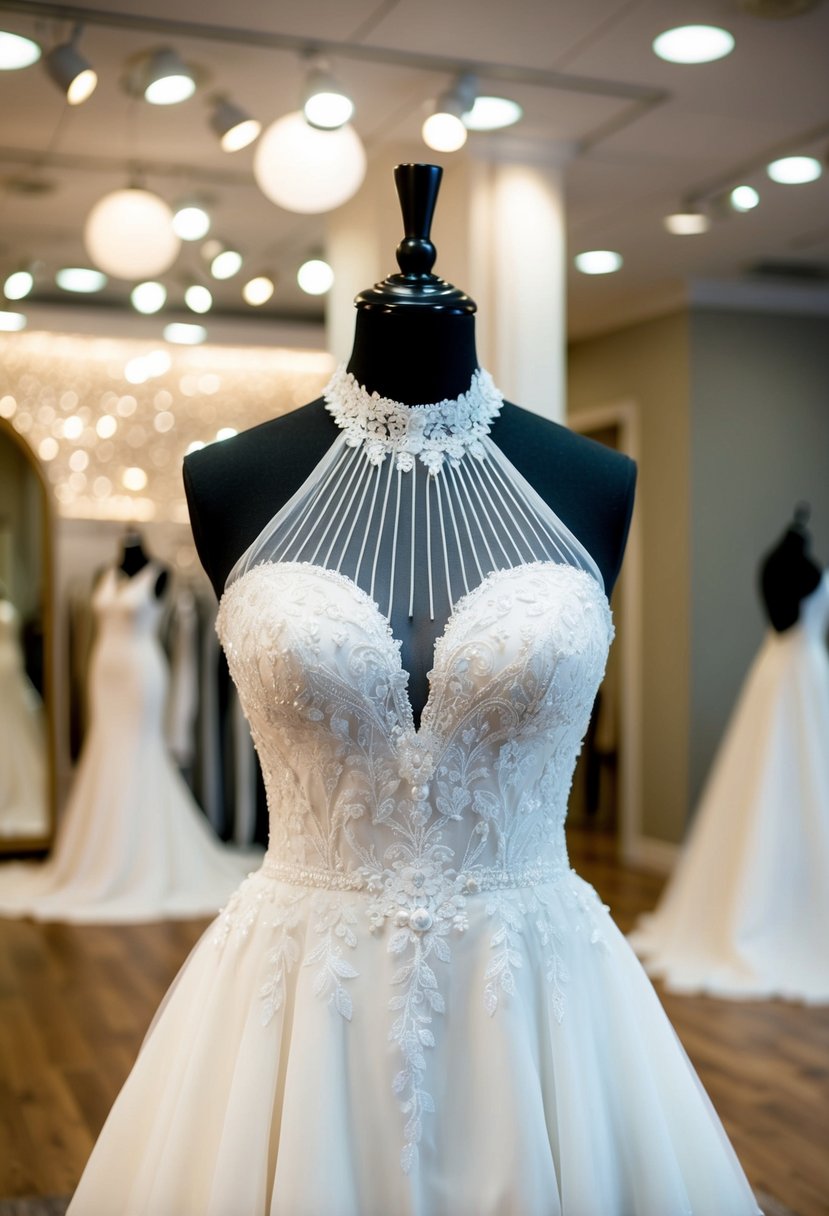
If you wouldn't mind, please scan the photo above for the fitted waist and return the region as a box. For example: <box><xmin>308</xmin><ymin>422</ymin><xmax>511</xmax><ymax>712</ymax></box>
<box><xmin>259</xmin><ymin>854</ymin><xmax>569</xmax><ymax>896</ymax></box>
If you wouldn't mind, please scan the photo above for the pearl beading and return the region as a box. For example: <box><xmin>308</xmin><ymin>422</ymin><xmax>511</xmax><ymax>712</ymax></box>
<box><xmin>260</xmin><ymin>854</ymin><xmax>569</xmax><ymax>896</ymax></box>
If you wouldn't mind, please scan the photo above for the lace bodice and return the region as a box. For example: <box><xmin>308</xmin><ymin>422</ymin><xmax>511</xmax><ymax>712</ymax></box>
<box><xmin>218</xmin><ymin>560</ymin><xmax>611</xmax><ymax>904</ymax></box>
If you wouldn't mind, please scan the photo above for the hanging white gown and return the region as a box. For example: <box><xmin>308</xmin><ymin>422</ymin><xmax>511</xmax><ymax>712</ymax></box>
<box><xmin>0</xmin><ymin>598</ymin><xmax>48</xmax><ymax>838</ymax></box>
<box><xmin>0</xmin><ymin>564</ymin><xmax>254</xmax><ymax>922</ymax></box>
<box><xmin>630</xmin><ymin>570</ymin><xmax>829</xmax><ymax>1002</ymax></box>
<box><xmin>66</xmin><ymin>374</ymin><xmax>760</xmax><ymax>1215</ymax></box>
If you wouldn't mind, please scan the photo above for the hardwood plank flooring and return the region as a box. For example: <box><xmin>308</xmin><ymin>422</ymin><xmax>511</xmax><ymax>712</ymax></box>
<box><xmin>0</xmin><ymin>832</ymin><xmax>827</xmax><ymax>1213</ymax></box>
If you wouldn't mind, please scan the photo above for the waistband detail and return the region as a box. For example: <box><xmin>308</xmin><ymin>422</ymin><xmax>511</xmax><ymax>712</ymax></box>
<box><xmin>259</xmin><ymin>854</ymin><xmax>569</xmax><ymax>895</ymax></box>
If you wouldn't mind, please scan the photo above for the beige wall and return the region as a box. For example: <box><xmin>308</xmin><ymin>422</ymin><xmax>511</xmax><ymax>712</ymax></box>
<box><xmin>568</xmin><ymin>311</ymin><xmax>691</xmax><ymax>844</ymax></box>
<box><xmin>689</xmin><ymin>307</ymin><xmax>829</xmax><ymax>805</ymax></box>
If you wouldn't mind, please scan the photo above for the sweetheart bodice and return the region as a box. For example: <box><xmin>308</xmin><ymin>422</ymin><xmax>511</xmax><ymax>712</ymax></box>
<box><xmin>217</xmin><ymin>561</ymin><xmax>612</xmax><ymax>899</ymax></box>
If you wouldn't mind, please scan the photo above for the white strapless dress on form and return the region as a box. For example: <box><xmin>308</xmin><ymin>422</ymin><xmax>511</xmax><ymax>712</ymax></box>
<box><xmin>0</xmin><ymin>564</ymin><xmax>253</xmax><ymax>922</ymax></box>
<box><xmin>631</xmin><ymin>570</ymin><xmax>829</xmax><ymax>1001</ymax></box>
<box><xmin>68</xmin><ymin>561</ymin><xmax>760</xmax><ymax>1215</ymax></box>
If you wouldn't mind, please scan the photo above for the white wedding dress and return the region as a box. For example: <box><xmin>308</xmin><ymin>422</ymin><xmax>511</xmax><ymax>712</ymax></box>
<box><xmin>67</xmin><ymin>374</ymin><xmax>760</xmax><ymax>1215</ymax></box>
<box><xmin>0</xmin><ymin>598</ymin><xmax>48</xmax><ymax>838</ymax></box>
<box><xmin>0</xmin><ymin>563</ymin><xmax>253</xmax><ymax>922</ymax></box>
<box><xmin>631</xmin><ymin>570</ymin><xmax>829</xmax><ymax>1002</ymax></box>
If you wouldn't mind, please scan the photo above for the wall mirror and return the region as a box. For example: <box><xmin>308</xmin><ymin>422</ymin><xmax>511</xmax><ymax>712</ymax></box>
<box><xmin>0</xmin><ymin>418</ymin><xmax>55</xmax><ymax>854</ymax></box>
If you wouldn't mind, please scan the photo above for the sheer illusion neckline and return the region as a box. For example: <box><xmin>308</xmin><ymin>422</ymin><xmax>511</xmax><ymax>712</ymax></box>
<box><xmin>219</xmin><ymin>558</ymin><xmax>606</xmax><ymax>741</ymax></box>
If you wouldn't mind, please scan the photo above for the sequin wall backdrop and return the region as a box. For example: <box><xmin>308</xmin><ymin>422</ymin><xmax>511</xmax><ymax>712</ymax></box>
<box><xmin>0</xmin><ymin>332</ymin><xmax>334</xmax><ymax>523</ymax></box>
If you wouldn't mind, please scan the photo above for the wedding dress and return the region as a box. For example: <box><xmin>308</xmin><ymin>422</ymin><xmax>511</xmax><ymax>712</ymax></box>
<box><xmin>67</xmin><ymin>372</ymin><xmax>760</xmax><ymax>1215</ymax></box>
<box><xmin>0</xmin><ymin>563</ymin><xmax>253</xmax><ymax>922</ymax></box>
<box><xmin>631</xmin><ymin>570</ymin><xmax>829</xmax><ymax>1002</ymax></box>
<box><xmin>0</xmin><ymin>598</ymin><xmax>47</xmax><ymax>838</ymax></box>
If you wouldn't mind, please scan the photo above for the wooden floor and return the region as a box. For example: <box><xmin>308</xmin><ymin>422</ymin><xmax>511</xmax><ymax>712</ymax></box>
<box><xmin>1</xmin><ymin>830</ymin><xmax>827</xmax><ymax>1213</ymax></box>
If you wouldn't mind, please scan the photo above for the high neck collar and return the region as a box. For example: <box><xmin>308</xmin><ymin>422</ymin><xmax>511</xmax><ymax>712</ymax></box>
<box><xmin>323</xmin><ymin>365</ymin><xmax>503</xmax><ymax>475</ymax></box>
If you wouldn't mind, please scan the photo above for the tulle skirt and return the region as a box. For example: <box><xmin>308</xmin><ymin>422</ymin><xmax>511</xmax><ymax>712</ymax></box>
<box><xmin>67</xmin><ymin>867</ymin><xmax>761</xmax><ymax>1216</ymax></box>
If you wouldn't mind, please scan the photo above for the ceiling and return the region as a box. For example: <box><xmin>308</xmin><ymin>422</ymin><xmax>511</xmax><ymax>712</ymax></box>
<box><xmin>0</xmin><ymin>0</ymin><xmax>828</xmax><ymax>341</ymax></box>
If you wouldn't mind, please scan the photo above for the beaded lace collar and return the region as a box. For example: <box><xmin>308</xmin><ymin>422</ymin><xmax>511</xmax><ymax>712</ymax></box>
<box><xmin>323</xmin><ymin>364</ymin><xmax>503</xmax><ymax>475</ymax></box>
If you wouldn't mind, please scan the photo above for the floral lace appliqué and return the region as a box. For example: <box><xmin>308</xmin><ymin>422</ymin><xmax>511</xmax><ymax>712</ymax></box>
<box><xmin>323</xmin><ymin>364</ymin><xmax>503</xmax><ymax>474</ymax></box>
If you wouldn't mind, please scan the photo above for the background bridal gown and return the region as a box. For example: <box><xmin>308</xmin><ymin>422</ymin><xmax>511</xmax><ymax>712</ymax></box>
<box><xmin>65</xmin><ymin>371</ymin><xmax>760</xmax><ymax>1216</ymax></box>
<box><xmin>0</xmin><ymin>563</ymin><xmax>254</xmax><ymax>922</ymax></box>
<box><xmin>631</xmin><ymin>569</ymin><xmax>829</xmax><ymax>1002</ymax></box>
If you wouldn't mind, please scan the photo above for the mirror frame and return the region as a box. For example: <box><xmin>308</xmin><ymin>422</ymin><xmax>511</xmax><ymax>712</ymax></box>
<box><xmin>0</xmin><ymin>417</ymin><xmax>57</xmax><ymax>855</ymax></box>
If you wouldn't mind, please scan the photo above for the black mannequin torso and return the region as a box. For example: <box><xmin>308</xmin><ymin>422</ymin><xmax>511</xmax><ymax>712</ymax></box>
<box><xmin>759</xmin><ymin>517</ymin><xmax>822</xmax><ymax>633</ymax></box>
<box><xmin>116</xmin><ymin>529</ymin><xmax>169</xmax><ymax>599</ymax></box>
<box><xmin>185</xmin><ymin>163</ymin><xmax>636</xmax><ymax>721</ymax></box>
<box><xmin>184</xmin><ymin>317</ymin><xmax>635</xmax><ymax>720</ymax></box>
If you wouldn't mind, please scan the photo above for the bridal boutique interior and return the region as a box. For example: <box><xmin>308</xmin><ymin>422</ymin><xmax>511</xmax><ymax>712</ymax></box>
<box><xmin>0</xmin><ymin>2</ymin><xmax>828</xmax><ymax>1214</ymax></box>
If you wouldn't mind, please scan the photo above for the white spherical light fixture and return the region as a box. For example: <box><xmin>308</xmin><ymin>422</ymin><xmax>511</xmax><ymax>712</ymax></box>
<box><xmin>253</xmin><ymin>111</ymin><xmax>366</xmax><ymax>214</ymax></box>
<box><xmin>84</xmin><ymin>188</ymin><xmax>180</xmax><ymax>280</ymax></box>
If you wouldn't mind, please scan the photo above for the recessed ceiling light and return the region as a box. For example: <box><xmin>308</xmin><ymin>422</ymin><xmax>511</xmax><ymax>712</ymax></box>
<box><xmin>56</xmin><ymin>266</ymin><xmax>107</xmax><ymax>292</ymax></box>
<box><xmin>574</xmin><ymin>250</ymin><xmax>623</xmax><ymax>275</ymax></box>
<box><xmin>172</xmin><ymin>202</ymin><xmax>210</xmax><ymax>241</ymax></box>
<box><xmin>0</xmin><ymin>31</ymin><xmax>41</xmax><ymax>70</ymax></box>
<box><xmin>242</xmin><ymin>274</ymin><xmax>275</xmax><ymax>306</ymax></box>
<box><xmin>462</xmin><ymin>96</ymin><xmax>522</xmax><ymax>131</ymax></box>
<box><xmin>663</xmin><ymin>212</ymin><xmax>711</xmax><ymax>235</ymax></box>
<box><xmin>164</xmin><ymin>322</ymin><xmax>206</xmax><ymax>345</ymax></box>
<box><xmin>0</xmin><ymin>309</ymin><xmax>27</xmax><ymax>331</ymax></box>
<box><xmin>652</xmin><ymin>25</ymin><xmax>735</xmax><ymax>64</ymax></box>
<box><xmin>130</xmin><ymin>281</ymin><xmax>167</xmax><ymax>314</ymax></box>
<box><xmin>3</xmin><ymin>269</ymin><xmax>33</xmax><ymax>299</ymax></box>
<box><xmin>216</xmin><ymin>427</ymin><xmax>237</xmax><ymax>441</ymax></box>
<box><xmin>185</xmin><ymin>284</ymin><xmax>213</xmax><ymax>313</ymax></box>
<box><xmin>297</xmin><ymin>258</ymin><xmax>334</xmax><ymax>295</ymax></box>
<box><xmin>766</xmin><ymin>156</ymin><xmax>822</xmax><ymax>184</ymax></box>
<box><xmin>730</xmin><ymin>185</ymin><xmax>760</xmax><ymax>211</ymax></box>
<box><xmin>210</xmin><ymin>249</ymin><xmax>242</xmax><ymax>279</ymax></box>
<box><xmin>122</xmin><ymin>466</ymin><xmax>148</xmax><ymax>491</ymax></box>
<box><xmin>143</xmin><ymin>48</ymin><xmax>195</xmax><ymax>105</ymax></box>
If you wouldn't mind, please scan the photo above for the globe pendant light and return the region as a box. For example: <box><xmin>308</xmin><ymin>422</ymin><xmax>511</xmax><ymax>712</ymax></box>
<box><xmin>84</xmin><ymin>188</ymin><xmax>180</xmax><ymax>279</ymax></box>
<box><xmin>253</xmin><ymin>111</ymin><xmax>366</xmax><ymax>214</ymax></box>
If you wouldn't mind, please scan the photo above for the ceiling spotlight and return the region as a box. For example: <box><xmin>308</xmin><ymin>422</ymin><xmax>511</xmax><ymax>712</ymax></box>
<box><xmin>297</xmin><ymin>258</ymin><xmax>333</xmax><ymax>295</ymax></box>
<box><xmin>210</xmin><ymin>96</ymin><xmax>261</xmax><ymax>152</ymax></box>
<box><xmin>185</xmin><ymin>283</ymin><xmax>212</xmax><ymax>313</ymax></box>
<box><xmin>0</xmin><ymin>31</ymin><xmax>41</xmax><ymax>70</ymax></box>
<box><xmin>45</xmin><ymin>25</ymin><xmax>96</xmax><ymax>105</ymax></box>
<box><xmin>210</xmin><ymin>248</ymin><xmax>242</xmax><ymax>279</ymax></box>
<box><xmin>663</xmin><ymin>211</ymin><xmax>711</xmax><ymax>235</ymax></box>
<box><xmin>172</xmin><ymin>200</ymin><xmax>211</xmax><ymax>241</ymax></box>
<box><xmin>242</xmin><ymin>274</ymin><xmax>275</xmax><ymax>306</ymax></box>
<box><xmin>730</xmin><ymin>185</ymin><xmax>760</xmax><ymax>211</ymax></box>
<box><xmin>462</xmin><ymin>96</ymin><xmax>522</xmax><ymax>132</ymax></box>
<box><xmin>56</xmin><ymin>266</ymin><xmax>107</xmax><ymax>292</ymax></box>
<box><xmin>143</xmin><ymin>48</ymin><xmax>195</xmax><ymax>106</ymax></box>
<box><xmin>130</xmin><ymin>280</ymin><xmax>167</xmax><ymax>314</ymax></box>
<box><xmin>423</xmin><ymin>77</ymin><xmax>477</xmax><ymax>153</ymax></box>
<box><xmin>164</xmin><ymin>322</ymin><xmax>206</xmax><ymax>345</ymax></box>
<box><xmin>3</xmin><ymin>268</ymin><xmax>34</xmax><ymax>300</ymax></box>
<box><xmin>303</xmin><ymin>59</ymin><xmax>354</xmax><ymax>130</ymax></box>
<box><xmin>0</xmin><ymin>310</ymin><xmax>27</xmax><ymax>331</ymax></box>
<box><xmin>574</xmin><ymin>250</ymin><xmax>623</xmax><ymax>275</ymax></box>
<box><xmin>766</xmin><ymin>156</ymin><xmax>822</xmax><ymax>184</ymax></box>
<box><xmin>652</xmin><ymin>25</ymin><xmax>735</xmax><ymax>64</ymax></box>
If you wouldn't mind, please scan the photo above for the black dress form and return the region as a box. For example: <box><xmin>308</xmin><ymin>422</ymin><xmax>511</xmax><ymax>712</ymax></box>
<box><xmin>759</xmin><ymin>510</ymin><xmax>822</xmax><ymax>633</ymax></box>
<box><xmin>118</xmin><ymin>528</ymin><xmax>169</xmax><ymax>598</ymax></box>
<box><xmin>184</xmin><ymin>165</ymin><xmax>636</xmax><ymax>720</ymax></box>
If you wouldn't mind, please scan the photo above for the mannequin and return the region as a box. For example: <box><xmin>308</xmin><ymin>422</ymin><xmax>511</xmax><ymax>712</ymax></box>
<box><xmin>118</xmin><ymin>526</ymin><xmax>169</xmax><ymax>598</ymax></box>
<box><xmin>184</xmin><ymin>164</ymin><xmax>636</xmax><ymax>718</ymax></box>
<box><xmin>760</xmin><ymin>505</ymin><xmax>822</xmax><ymax>632</ymax></box>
